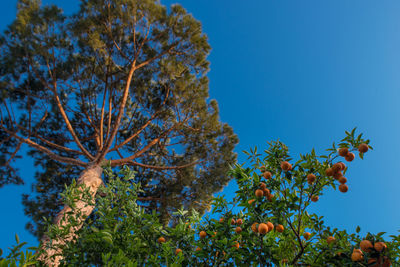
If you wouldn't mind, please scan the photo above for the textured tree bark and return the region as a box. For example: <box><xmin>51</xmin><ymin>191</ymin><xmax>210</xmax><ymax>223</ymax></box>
<box><xmin>38</xmin><ymin>165</ymin><xmax>103</xmax><ymax>266</ymax></box>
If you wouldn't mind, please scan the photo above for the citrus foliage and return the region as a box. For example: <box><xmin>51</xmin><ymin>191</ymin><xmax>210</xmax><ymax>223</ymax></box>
<box><xmin>2</xmin><ymin>129</ymin><xmax>399</xmax><ymax>266</ymax></box>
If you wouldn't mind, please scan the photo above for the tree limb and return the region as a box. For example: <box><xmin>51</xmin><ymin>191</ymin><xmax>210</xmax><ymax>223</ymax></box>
<box><xmin>0</xmin><ymin>125</ymin><xmax>87</xmax><ymax>167</ymax></box>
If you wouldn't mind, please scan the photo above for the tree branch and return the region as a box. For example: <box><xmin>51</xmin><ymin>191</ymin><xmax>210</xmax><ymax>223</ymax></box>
<box><xmin>111</xmin><ymin>159</ymin><xmax>202</xmax><ymax>170</ymax></box>
<box><xmin>0</xmin><ymin>125</ymin><xmax>87</xmax><ymax>167</ymax></box>
<box><xmin>110</xmin><ymin>86</ymin><xmax>171</xmax><ymax>152</ymax></box>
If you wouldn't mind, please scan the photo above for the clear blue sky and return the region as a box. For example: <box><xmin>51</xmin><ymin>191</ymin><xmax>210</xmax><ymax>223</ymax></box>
<box><xmin>1</xmin><ymin>0</ymin><xmax>400</xmax><ymax>255</ymax></box>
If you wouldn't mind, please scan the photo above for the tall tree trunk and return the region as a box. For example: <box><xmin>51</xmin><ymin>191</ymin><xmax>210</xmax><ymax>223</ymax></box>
<box><xmin>38</xmin><ymin>164</ymin><xmax>103</xmax><ymax>266</ymax></box>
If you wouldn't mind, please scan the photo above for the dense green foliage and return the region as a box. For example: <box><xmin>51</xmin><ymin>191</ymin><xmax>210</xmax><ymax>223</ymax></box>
<box><xmin>2</xmin><ymin>130</ymin><xmax>399</xmax><ymax>266</ymax></box>
<box><xmin>0</xmin><ymin>0</ymin><xmax>238</xmax><ymax>238</ymax></box>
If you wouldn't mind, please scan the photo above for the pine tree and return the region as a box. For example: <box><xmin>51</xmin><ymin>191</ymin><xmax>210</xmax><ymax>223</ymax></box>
<box><xmin>0</xmin><ymin>0</ymin><xmax>238</xmax><ymax>264</ymax></box>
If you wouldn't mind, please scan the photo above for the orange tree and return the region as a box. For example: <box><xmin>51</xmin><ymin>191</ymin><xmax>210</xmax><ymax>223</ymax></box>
<box><xmin>1</xmin><ymin>129</ymin><xmax>399</xmax><ymax>266</ymax></box>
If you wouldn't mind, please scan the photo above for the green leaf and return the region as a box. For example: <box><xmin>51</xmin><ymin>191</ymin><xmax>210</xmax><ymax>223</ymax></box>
<box><xmin>356</xmin><ymin>226</ymin><xmax>361</xmax><ymax>233</ymax></box>
<box><xmin>102</xmin><ymin>236</ymin><xmax>113</xmax><ymax>245</ymax></box>
<box><xmin>15</xmin><ymin>234</ymin><xmax>19</xmax><ymax>244</ymax></box>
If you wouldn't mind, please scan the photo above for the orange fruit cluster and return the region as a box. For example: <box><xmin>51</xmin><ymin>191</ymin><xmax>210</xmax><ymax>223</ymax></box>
<box><xmin>254</xmin><ymin>181</ymin><xmax>274</xmax><ymax>202</ymax></box>
<box><xmin>351</xmin><ymin>240</ymin><xmax>390</xmax><ymax>265</ymax></box>
<box><xmin>257</xmin><ymin>222</ymin><xmax>277</xmax><ymax>234</ymax></box>
<box><xmin>326</xmin><ymin>161</ymin><xmax>349</xmax><ymax>193</ymax></box>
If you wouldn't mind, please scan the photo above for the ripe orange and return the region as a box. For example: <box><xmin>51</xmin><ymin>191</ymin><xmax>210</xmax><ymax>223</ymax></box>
<box><xmin>307</xmin><ymin>174</ymin><xmax>316</xmax><ymax>184</ymax></box>
<box><xmin>338</xmin><ymin>147</ymin><xmax>349</xmax><ymax>157</ymax></box>
<box><xmin>235</xmin><ymin>226</ymin><xmax>242</xmax><ymax>234</ymax></box>
<box><xmin>325</xmin><ymin>168</ymin><xmax>334</xmax><ymax>176</ymax></box>
<box><xmin>303</xmin><ymin>232</ymin><xmax>311</xmax><ymax>240</ymax></box>
<box><xmin>311</xmin><ymin>195</ymin><xmax>319</xmax><ymax>202</ymax></box>
<box><xmin>276</xmin><ymin>224</ymin><xmax>284</xmax><ymax>233</ymax></box>
<box><xmin>175</xmin><ymin>248</ymin><xmax>182</xmax><ymax>255</ymax></box>
<box><xmin>195</xmin><ymin>247</ymin><xmax>202</xmax><ymax>251</ymax></box>
<box><xmin>219</xmin><ymin>218</ymin><xmax>224</xmax><ymax>223</ymax></box>
<box><xmin>345</xmin><ymin>152</ymin><xmax>355</xmax><ymax>162</ymax></box>
<box><xmin>266</xmin><ymin>221</ymin><xmax>274</xmax><ymax>232</ymax></box>
<box><xmin>339</xmin><ymin>184</ymin><xmax>348</xmax><ymax>193</ymax></box>
<box><xmin>339</xmin><ymin>162</ymin><xmax>346</xmax><ymax>171</ymax></box>
<box><xmin>255</xmin><ymin>189</ymin><xmax>264</xmax><ymax>198</ymax></box>
<box><xmin>248</xmin><ymin>199</ymin><xmax>256</xmax><ymax>205</ymax></box>
<box><xmin>338</xmin><ymin>176</ymin><xmax>347</xmax><ymax>184</ymax></box>
<box><xmin>258</xmin><ymin>223</ymin><xmax>269</xmax><ymax>234</ymax></box>
<box><xmin>358</xmin><ymin>143</ymin><xmax>369</xmax><ymax>153</ymax></box>
<box><xmin>282</xmin><ymin>259</ymin><xmax>288</xmax><ymax>263</ymax></box>
<box><xmin>281</xmin><ymin>161</ymin><xmax>292</xmax><ymax>171</ymax></box>
<box><xmin>263</xmin><ymin>188</ymin><xmax>270</xmax><ymax>195</ymax></box>
<box><xmin>360</xmin><ymin>240</ymin><xmax>373</xmax><ymax>252</ymax></box>
<box><xmin>332</xmin><ymin>163</ymin><xmax>342</xmax><ymax>173</ymax></box>
<box><xmin>374</xmin><ymin>241</ymin><xmax>387</xmax><ymax>252</ymax></box>
<box><xmin>327</xmin><ymin>236</ymin><xmax>335</xmax><ymax>244</ymax></box>
<box><xmin>231</xmin><ymin>218</ymin><xmax>236</xmax><ymax>225</ymax></box>
<box><xmin>351</xmin><ymin>249</ymin><xmax>364</xmax><ymax>261</ymax></box>
<box><xmin>333</xmin><ymin>171</ymin><xmax>343</xmax><ymax>180</ymax></box>
<box><xmin>236</xmin><ymin>218</ymin><xmax>243</xmax><ymax>225</ymax></box>
<box><xmin>199</xmin><ymin>231</ymin><xmax>207</xmax><ymax>239</ymax></box>
<box><xmin>260</xmin><ymin>166</ymin><xmax>267</xmax><ymax>172</ymax></box>
<box><xmin>233</xmin><ymin>241</ymin><xmax>240</xmax><ymax>249</ymax></box>
<box><xmin>158</xmin><ymin>237</ymin><xmax>166</xmax><ymax>243</ymax></box>
<box><xmin>259</xmin><ymin>182</ymin><xmax>267</xmax><ymax>190</ymax></box>
<box><xmin>251</xmin><ymin>222</ymin><xmax>259</xmax><ymax>233</ymax></box>
<box><xmin>267</xmin><ymin>193</ymin><xmax>274</xmax><ymax>202</ymax></box>
<box><xmin>263</xmin><ymin>171</ymin><xmax>272</xmax><ymax>179</ymax></box>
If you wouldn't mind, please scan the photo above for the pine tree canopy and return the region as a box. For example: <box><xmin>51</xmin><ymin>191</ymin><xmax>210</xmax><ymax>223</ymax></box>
<box><xmin>0</xmin><ymin>0</ymin><xmax>238</xmax><ymax>238</ymax></box>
